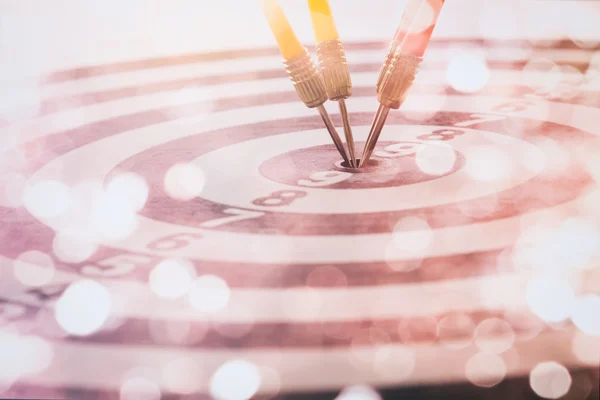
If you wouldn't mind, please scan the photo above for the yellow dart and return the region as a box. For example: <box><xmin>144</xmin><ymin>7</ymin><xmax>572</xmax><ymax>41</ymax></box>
<box><xmin>308</xmin><ymin>0</ymin><xmax>357</xmax><ymax>167</ymax></box>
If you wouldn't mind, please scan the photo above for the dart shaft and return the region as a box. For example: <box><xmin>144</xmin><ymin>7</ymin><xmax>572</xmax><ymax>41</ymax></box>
<box><xmin>317</xmin><ymin>105</ymin><xmax>351</xmax><ymax>165</ymax></box>
<box><xmin>282</xmin><ymin>48</ymin><xmax>350</xmax><ymax>164</ymax></box>
<box><xmin>359</xmin><ymin>104</ymin><xmax>390</xmax><ymax>167</ymax></box>
<box><xmin>363</xmin><ymin>1</ymin><xmax>445</xmax><ymax>168</ymax></box>
<box><xmin>338</xmin><ymin>98</ymin><xmax>356</xmax><ymax>168</ymax></box>
<box><xmin>314</xmin><ymin>30</ymin><xmax>357</xmax><ymax>167</ymax></box>
<box><xmin>261</xmin><ymin>0</ymin><xmax>357</xmax><ymax>167</ymax></box>
<box><xmin>360</xmin><ymin>52</ymin><xmax>420</xmax><ymax>168</ymax></box>
<box><xmin>317</xmin><ymin>39</ymin><xmax>356</xmax><ymax>167</ymax></box>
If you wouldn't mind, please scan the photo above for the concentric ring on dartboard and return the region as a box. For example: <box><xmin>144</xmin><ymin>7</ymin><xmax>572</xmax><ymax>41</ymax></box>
<box><xmin>1</xmin><ymin>254</ymin><xmax>599</xmax><ymax>390</ymax></box>
<box><xmin>7</xmin><ymin>46</ymin><xmax>597</xmax><ymax>161</ymax></box>
<box><xmin>2</xmin><ymin>244</ymin><xmax>521</xmax><ymax>288</ymax></box>
<box><xmin>3</xmin><ymin>40</ymin><xmax>600</xmax><ymax>397</ymax></box>
<box><xmin>19</xmin><ymin>95</ymin><xmax>599</xmax><ymax>265</ymax></box>
<box><xmin>2</xmin><ymin>43</ymin><xmax>596</xmax><ymax>268</ymax></box>
<box><xmin>115</xmin><ymin>115</ymin><xmax>564</xmax><ymax>218</ymax></box>
<box><xmin>0</xmin><ymin>290</ymin><xmax>554</xmax><ymax>347</ymax></box>
<box><xmin>259</xmin><ymin>140</ymin><xmax>464</xmax><ymax>189</ymax></box>
<box><xmin>21</xmin><ymin>69</ymin><xmax>600</xmax><ymax>148</ymax></box>
<box><xmin>123</xmin><ymin>122</ymin><xmax>544</xmax><ymax>215</ymax></box>
<box><xmin>12</xmin><ymin>61</ymin><xmax>600</xmax><ymax>163</ymax></box>
<box><xmin>4</xmin><ymin>250</ymin><xmax>599</xmax><ymax>322</ymax></box>
<box><xmin>43</xmin><ymin>39</ymin><xmax>595</xmax><ymax>84</ymax></box>
<box><xmin>0</xmin><ymin>316</ymin><xmax>596</xmax><ymax>395</ymax></box>
<box><xmin>37</xmin><ymin>40</ymin><xmax>598</xmax><ymax>110</ymax></box>
<box><xmin>6</xmin><ymin>252</ymin><xmax>600</xmax><ymax>326</ymax></box>
<box><xmin>4</xmin><ymin>258</ymin><xmax>599</xmax><ymax>343</ymax></box>
<box><xmin>192</xmin><ymin>124</ymin><xmax>539</xmax><ymax>212</ymax></box>
<box><xmin>0</xmin><ymin>255</ymin><xmax>549</xmax><ymax>321</ymax></box>
<box><xmin>3</xmin><ymin>89</ymin><xmax>598</xmax><ymax>284</ymax></box>
<box><xmin>13</xmin><ymin>40</ymin><xmax>600</xmax><ymax>147</ymax></box>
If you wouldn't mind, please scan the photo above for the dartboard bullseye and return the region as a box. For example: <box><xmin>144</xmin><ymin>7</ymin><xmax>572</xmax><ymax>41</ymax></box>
<box><xmin>259</xmin><ymin>140</ymin><xmax>466</xmax><ymax>189</ymax></box>
<box><xmin>1</xmin><ymin>33</ymin><xmax>600</xmax><ymax>400</ymax></box>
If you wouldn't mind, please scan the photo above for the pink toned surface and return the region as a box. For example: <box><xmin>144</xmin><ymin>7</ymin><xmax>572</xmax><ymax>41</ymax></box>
<box><xmin>1</xmin><ymin>2</ymin><xmax>600</xmax><ymax>399</ymax></box>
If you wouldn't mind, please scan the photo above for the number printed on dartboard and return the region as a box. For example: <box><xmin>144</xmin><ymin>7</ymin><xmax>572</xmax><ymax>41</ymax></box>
<box><xmin>373</xmin><ymin>126</ymin><xmax>466</xmax><ymax>160</ymax></box>
<box><xmin>252</xmin><ymin>190</ymin><xmax>307</xmax><ymax>207</ymax></box>
<box><xmin>77</xmin><ymin>253</ymin><xmax>155</xmax><ymax>278</ymax></box>
<box><xmin>142</xmin><ymin>208</ymin><xmax>268</xmax><ymax>253</ymax></box>
<box><xmin>294</xmin><ymin>114</ymin><xmax>530</xmax><ymax>189</ymax></box>
<box><xmin>417</xmin><ymin>128</ymin><xmax>464</xmax><ymax>141</ymax></box>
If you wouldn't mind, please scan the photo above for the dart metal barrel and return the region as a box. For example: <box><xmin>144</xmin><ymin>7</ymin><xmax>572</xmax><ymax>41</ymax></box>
<box><xmin>316</xmin><ymin>39</ymin><xmax>352</xmax><ymax>100</ymax></box>
<box><xmin>378</xmin><ymin>52</ymin><xmax>422</xmax><ymax>109</ymax></box>
<box><xmin>283</xmin><ymin>48</ymin><xmax>328</xmax><ymax>108</ymax></box>
<box><xmin>376</xmin><ymin>40</ymin><xmax>401</xmax><ymax>94</ymax></box>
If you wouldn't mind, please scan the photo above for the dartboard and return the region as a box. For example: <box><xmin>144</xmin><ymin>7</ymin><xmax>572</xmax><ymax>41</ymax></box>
<box><xmin>1</xmin><ymin>38</ymin><xmax>600</xmax><ymax>400</ymax></box>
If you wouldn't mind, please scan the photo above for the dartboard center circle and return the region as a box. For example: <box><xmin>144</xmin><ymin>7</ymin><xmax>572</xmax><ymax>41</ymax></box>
<box><xmin>259</xmin><ymin>137</ymin><xmax>466</xmax><ymax>190</ymax></box>
<box><xmin>335</xmin><ymin>158</ymin><xmax>381</xmax><ymax>172</ymax></box>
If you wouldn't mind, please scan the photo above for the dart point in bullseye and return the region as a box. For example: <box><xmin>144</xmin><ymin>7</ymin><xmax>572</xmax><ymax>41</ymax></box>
<box><xmin>258</xmin><ymin>0</ymin><xmax>445</xmax><ymax>170</ymax></box>
<box><xmin>308</xmin><ymin>0</ymin><xmax>357</xmax><ymax>168</ymax></box>
<box><xmin>259</xmin><ymin>0</ymin><xmax>351</xmax><ymax>166</ymax></box>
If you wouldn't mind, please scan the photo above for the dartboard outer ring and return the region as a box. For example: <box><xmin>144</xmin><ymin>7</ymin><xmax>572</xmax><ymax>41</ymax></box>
<box><xmin>1</xmin><ymin>39</ymin><xmax>600</xmax><ymax>399</ymax></box>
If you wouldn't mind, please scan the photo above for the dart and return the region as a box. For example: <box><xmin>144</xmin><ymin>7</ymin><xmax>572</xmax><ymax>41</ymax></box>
<box><xmin>359</xmin><ymin>0</ymin><xmax>445</xmax><ymax>167</ymax></box>
<box><xmin>259</xmin><ymin>0</ymin><xmax>351</xmax><ymax>166</ymax></box>
<box><xmin>308</xmin><ymin>0</ymin><xmax>357</xmax><ymax>167</ymax></box>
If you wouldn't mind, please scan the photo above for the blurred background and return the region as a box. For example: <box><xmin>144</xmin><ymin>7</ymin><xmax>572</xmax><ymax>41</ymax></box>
<box><xmin>1</xmin><ymin>1</ymin><xmax>600</xmax><ymax>399</ymax></box>
<box><xmin>1</xmin><ymin>0</ymin><xmax>600</xmax><ymax>79</ymax></box>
